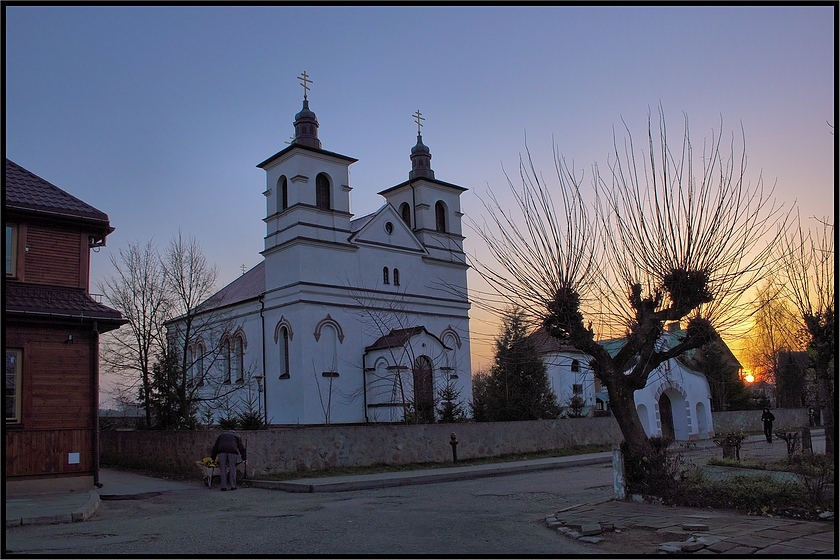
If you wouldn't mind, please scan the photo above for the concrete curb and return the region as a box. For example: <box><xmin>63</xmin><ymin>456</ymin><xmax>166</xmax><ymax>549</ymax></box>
<box><xmin>6</xmin><ymin>491</ymin><xmax>101</xmax><ymax>527</ymax></box>
<box><xmin>249</xmin><ymin>453</ymin><xmax>612</xmax><ymax>493</ymax></box>
<box><xmin>73</xmin><ymin>492</ymin><xmax>101</xmax><ymax>522</ymax></box>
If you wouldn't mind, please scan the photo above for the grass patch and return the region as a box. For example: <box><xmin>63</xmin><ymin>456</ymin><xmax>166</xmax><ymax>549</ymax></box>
<box><xmin>668</xmin><ymin>453</ymin><xmax>835</xmax><ymax>520</ymax></box>
<box><xmin>254</xmin><ymin>444</ymin><xmax>612</xmax><ymax>481</ymax></box>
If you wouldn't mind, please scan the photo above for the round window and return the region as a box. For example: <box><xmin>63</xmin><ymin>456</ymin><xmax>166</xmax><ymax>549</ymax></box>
<box><xmin>385</xmin><ymin>221</ymin><xmax>394</xmax><ymax>235</ymax></box>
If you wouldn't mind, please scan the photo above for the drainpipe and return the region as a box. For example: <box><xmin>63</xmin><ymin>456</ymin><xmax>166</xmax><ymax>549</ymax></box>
<box><xmin>91</xmin><ymin>321</ymin><xmax>102</xmax><ymax>488</ymax></box>
<box><xmin>362</xmin><ymin>349</ymin><xmax>369</xmax><ymax>423</ymax></box>
<box><xmin>259</xmin><ymin>295</ymin><xmax>268</xmax><ymax>426</ymax></box>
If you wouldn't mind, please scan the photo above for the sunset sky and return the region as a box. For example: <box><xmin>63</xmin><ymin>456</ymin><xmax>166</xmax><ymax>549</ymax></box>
<box><xmin>5</xmin><ymin>5</ymin><xmax>835</xmax><ymax>397</ymax></box>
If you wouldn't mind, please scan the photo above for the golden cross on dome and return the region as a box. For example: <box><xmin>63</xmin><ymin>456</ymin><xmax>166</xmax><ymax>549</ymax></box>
<box><xmin>412</xmin><ymin>109</ymin><xmax>425</xmax><ymax>135</ymax></box>
<box><xmin>297</xmin><ymin>71</ymin><xmax>312</xmax><ymax>100</ymax></box>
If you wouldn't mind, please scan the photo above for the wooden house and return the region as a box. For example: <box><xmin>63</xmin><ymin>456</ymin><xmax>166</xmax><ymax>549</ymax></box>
<box><xmin>5</xmin><ymin>158</ymin><xmax>126</xmax><ymax>494</ymax></box>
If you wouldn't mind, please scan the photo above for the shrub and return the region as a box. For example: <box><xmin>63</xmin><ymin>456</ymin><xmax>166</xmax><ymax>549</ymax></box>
<box><xmin>676</xmin><ymin>473</ymin><xmax>809</xmax><ymax>514</ymax></box>
<box><xmin>788</xmin><ymin>454</ymin><xmax>835</xmax><ymax>506</ymax></box>
<box><xmin>218</xmin><ymin>416</ymin><xmax>239</xmax><ymax>430</ymax></box>
<box><xmin>237</xmin><ymin>410</ymin><xmax>265</xmax><ymax>430</ymax></box>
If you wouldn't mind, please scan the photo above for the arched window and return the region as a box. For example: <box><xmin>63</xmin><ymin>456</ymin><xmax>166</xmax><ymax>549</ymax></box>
<box><xmin>383</xmin><ymin>266</ymin><xmax>390</xmax><ymax>285</ymax></box>
<box><xmin>223</xmin><ymin>339</ymin><xmax>232</xmax><ymax>384</ymax></box>
<box><xmin>278</xmin><ymin>326</ymin><xmax>290</xmax><ymax>379</ymax></box>
<box><xmin>196</xmin><ymin>342</ymin><xmax>205</xmax><ymax>386</ymax></box>
<box><xmin>316</xmin><ymin>173</ymin><xmax>330</xmax><ymax>210</ymax></box>
<box><xmin>278</xmin><ymin>176</ymin><xmax>288</xmax><ymax>211</ymax></box>
<box><xmin>571</xmin><ymin>359</ymin><xmax>580</xmax><ymax>373</ymax></box>
<box><xmin>234</xmin><ymin>336</ymin><xmax>244</xmax><ymax>383</ymax></box>
<box><xmin>393</xmin><ymin>268</ymin><xmax>400</xmax><ymax>286</ymax></box>
<box><xmin>435</xmin><ymin>201</ymin><xmax>446</xmax><ymax>232</ymax></box>
<box><xmin>400</xmin><ymin>202</ymin><xmax>411</xmax><ymax>227</ymax></box>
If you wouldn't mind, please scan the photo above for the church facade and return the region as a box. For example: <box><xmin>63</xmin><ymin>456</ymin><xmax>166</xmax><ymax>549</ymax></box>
<box><xmin>172</xmin><ymin>85</ymin><xmax>472</xmax><ymax>425</ymax></box>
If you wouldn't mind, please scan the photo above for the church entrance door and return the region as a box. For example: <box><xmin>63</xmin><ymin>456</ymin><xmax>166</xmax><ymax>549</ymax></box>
<box><xmin>658</xmin><ymin>393</ymin><xmax>675</xmax><ymax>440</ymax></box>
<box><xmin>413</xmin><ymin>356</ymin><xmax>434</xmax><ymax>423</ymax></box>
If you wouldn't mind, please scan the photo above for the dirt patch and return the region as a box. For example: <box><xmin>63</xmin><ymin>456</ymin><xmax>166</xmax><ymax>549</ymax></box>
<box><xmin>591</xmin><ymin>527</ymin><xmax>668</xmax><ymax>554</ymax></box>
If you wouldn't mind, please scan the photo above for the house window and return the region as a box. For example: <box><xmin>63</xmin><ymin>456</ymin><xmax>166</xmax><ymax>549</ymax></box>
<box><xmin>393</xmin><ymin>268</ymin><xmax>400</xmax><ymax>286</ymax></box>
<box><xmin>573</xmin><ymin>383</ymin><xmax>583</xmax><ymax>395</ymax></box>
<box><xmin>316</xmin><ymin>173</ymin><xmax>330</xmax><ymax>210</ymax></box>
<box><xmin>435</xmin><ymin>201</ymin><xmax>446</xmax><ymax>232</ymax></box>
<box><xmin>5</xmin><ymin>224</ymin><xmax>16</xmax><ymax>277</ymax></box>
<box><xmin>383</xmin><ymin>267</ymin><xmax>390</xmax><ymax>285</ymax></box>
<box><xmin>6</xmin><ymin>349</ymin><xmax>22</xmax><ymax>423</ymax></box>
<box><xmin>223</xmin><ymin>339</ymin><xmax>231</xmax><ymax>384</ymax></box>
<box><xmin>571</xmin><ymin>359</ymin><xmax>580</xmax><ymax>373</ymax></box>
<box><xmin>400</xmin><ymin>203</ymin><xmax>411</xmax><ymax>228</ymax></box>
<box><xmin>279</xmin><ymin>176</ymin><xmax>288</xmax><ymax>211</ymax></box>
<box><xmin>234</xmin><ymin>336</ymin><xmax>244</xmax><ymax>383</ymax></box>
<box><xmin>279</xmin><ymin>327</ymin><xmax>290</xmax><ymax>379</ymax></box>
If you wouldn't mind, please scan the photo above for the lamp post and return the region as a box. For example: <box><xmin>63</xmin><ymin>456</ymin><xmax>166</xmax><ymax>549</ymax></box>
<box><xmin>254</xmin><ymin>375</ymin><xmax>264</xmax><ymax>425</ymax></box>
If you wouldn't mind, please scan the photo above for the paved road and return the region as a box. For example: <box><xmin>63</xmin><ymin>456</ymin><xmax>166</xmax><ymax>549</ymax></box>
<box><xmin>5</xmin><ymin>463</ymin><xmax>616</xmax><ymax>555</ymax></box>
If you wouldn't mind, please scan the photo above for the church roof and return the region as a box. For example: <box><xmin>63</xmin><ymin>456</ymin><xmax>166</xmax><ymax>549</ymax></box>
<box><xmin>350</xmin><ymin>212</ymin><xmax>376</xmax><ymax>233</ymax></box>
<box><xmin>197</xmin><ymin>261</ymin><xmax>266</xmax><ymax>313</ymax></box>
<box><xmin>529</xmin><ymin>327</ymin><xmax>583</xmax><ymax>354</ymax></box>
<box><xmin>378</xmin><ymin>176</ymin><xmax>468</xmax><ymax>196</ymax></box>
<box><xmin>365</xmin><ymin>326</ymin><xmax>451</xmax><ymax>352</ymax></box>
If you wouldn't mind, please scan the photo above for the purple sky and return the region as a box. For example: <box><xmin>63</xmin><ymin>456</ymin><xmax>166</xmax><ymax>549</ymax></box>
<box><xmin>5</xmin><ymin>5</ymin><xmax>835</xmax><ymax>385</ymax></box>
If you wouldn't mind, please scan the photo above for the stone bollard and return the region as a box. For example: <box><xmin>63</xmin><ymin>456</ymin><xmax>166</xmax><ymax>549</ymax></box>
<box><xmin>612</xmin><ymin>446</ymin><xmax>626</xmax><ymax>500</ymax></box>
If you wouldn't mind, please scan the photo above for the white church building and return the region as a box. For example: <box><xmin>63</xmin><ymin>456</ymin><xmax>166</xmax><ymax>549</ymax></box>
<box><xmin>175</xmin><ymin>81</ymin><xmax>472</xmax><ymax>425</ymax></box>
<box><xmin>532</xmin><ymin>325</ymin><xmax>719</xmax><ymax>441</ymax></box>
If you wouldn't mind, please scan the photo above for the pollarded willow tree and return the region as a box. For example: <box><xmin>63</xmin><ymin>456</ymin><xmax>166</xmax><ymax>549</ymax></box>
<box><xmin>469</xmin><ymin>107</ymin><xmax>791</xmax><ymax>458</ymax></box>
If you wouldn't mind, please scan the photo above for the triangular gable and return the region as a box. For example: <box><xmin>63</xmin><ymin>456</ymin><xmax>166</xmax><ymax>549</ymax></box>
<box><xmin>365</xmin><ymin>326</ymin><xmax>451</xmax><ymax>352</ymax></box>
<box><xmin>349</xmin><ymin>203</ymin><xmax>426</xmax><ymax>254</ymax></box>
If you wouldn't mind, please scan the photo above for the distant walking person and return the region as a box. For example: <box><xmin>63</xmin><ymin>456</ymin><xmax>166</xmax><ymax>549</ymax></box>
<box><xmin>761</xmin><ymin>408</ymin><xmax>775</xmax><ymax>443</ymax></box>
<box><xmin>211</xmin><ymin>430</ymin><xmax>247</xmax><ymax>491</ymax></box>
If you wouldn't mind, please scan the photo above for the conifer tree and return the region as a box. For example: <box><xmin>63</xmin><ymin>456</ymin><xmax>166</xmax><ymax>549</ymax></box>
<box><xmin>485</xmin><ymin>308</ymin><xmax>560</xmax><ymax>421</ymax></box>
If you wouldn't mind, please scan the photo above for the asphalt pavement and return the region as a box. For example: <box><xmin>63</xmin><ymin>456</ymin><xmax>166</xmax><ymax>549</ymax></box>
<box><xmin>5</xmin><ymin>431</ymin><xmax>835</xmax><ymax>555</ymax></box>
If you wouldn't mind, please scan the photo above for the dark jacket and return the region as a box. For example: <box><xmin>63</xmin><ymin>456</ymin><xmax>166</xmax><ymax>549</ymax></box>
<box><xmin>211</xmin><ymin>431</ymin><xmax>247</xmax><ymax>461</ymax></box>
<box><xmin>761</xmin><ymin>410</ymin><xmax>775</xmax><ymax>425</ymax></box>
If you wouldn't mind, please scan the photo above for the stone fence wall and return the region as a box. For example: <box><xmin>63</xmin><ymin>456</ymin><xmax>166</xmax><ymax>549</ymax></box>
<box><xmin>100</xmin><ymin>408</ymin><xmax>810</xmax><ymax>478</ymax></box>
<box><xmin>711</xmin><ymin>408</ymin><xmax>809</xmax><ymax>434</ymax></box>
<box><xmin>100</xmin><ymin>417</ymin><xmax>624</xmax><ymax>478</ymax></box>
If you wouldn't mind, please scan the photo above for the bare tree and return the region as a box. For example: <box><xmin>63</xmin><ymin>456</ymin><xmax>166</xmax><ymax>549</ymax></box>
<box><xmin>778</xmin><ymin>214</ymin><xmax>835</xmax><ymax>454</ymax></box>
<box><xmin>742</xmin><ymin>279</ymin><xmax>808</xmax><ymax>405</ymax></box>
<box><xmin>98</xmin><ymin>240</ymin><xmax>170</xmax><ymax>428</ymax></box>
<box><xmin>159</xmin><ymin>230</ymin><xmax>228</xmax><ymax>427</ymax></box>
<box><xmin>470</xmin><ymin>107</ymin><xmax>790</xmax><ymax>457</ymax></box>
<box><xmin>100</xmin><ymin>231</ymin><xmax>246</xmax><ymax>429</ymax></box>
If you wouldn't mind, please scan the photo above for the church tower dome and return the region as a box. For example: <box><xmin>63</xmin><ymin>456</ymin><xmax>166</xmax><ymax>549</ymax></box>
<box><xmin>293</xmin><ymin>71</ymin><xmax>321</xmax><ymax>149</ymax></box>
<box><xmin>409</xmin><ymin>110</ymin><xmax>434</xmax><ymax>180</ymax></box>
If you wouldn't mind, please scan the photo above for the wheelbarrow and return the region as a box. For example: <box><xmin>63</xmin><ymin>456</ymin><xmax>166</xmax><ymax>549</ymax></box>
<box><xmin>196</xmin><ymin>459</ymin><xmax>246</xmax><ymax>488</ymax></box>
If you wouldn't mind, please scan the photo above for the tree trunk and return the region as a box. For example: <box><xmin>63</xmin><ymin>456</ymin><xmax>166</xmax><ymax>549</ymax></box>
<box><xmin>818</xmin><ymin>376</ymin><xmax>834</xmax><ymax>455</ymax></box>
<box><xmin>606</xmin><ymin>374</ymin><xmax>654</xmax><ymax>458</ymax></box>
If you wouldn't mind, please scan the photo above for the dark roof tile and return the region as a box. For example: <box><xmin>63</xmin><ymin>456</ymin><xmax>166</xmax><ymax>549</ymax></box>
<box><xmin>5</xmin><ymin>159</ymin><xmax>111</xmax><ymax>225</ymax></box>
<box><xmin>6</xmin><ymin>282</ymin><xmax>125</xmax><ymax>325</ymax></box>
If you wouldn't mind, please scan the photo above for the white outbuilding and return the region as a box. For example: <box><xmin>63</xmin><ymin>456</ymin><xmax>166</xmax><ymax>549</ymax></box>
<box><xmin>533</xmin><ymin>325</ymin><xmax>723</xmax><ymax>440</ymax></box>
